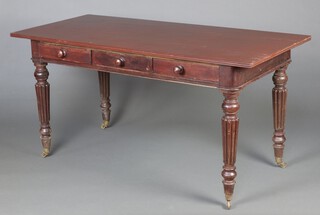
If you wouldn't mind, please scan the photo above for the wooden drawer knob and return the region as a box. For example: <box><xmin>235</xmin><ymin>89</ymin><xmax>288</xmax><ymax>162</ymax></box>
<box><xmin>115</xmin><ymin>57</ymin><xmax>125</xmax><ymax>67</ymax></box>
<box><xmin>173</xmin><ymin>65</ymin><xmax>184</xmax><ymax>75</ymax></box>
<box><xmin>57</xmin><ymin>49</ymin><xmax>67</xmax><ymax>58</ymax></box>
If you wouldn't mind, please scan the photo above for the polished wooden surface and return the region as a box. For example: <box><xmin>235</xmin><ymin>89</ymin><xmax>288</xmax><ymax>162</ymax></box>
<box><xmin>98</xmin><ymin>71</ymin><xmax>111</xmax><ymax>129</ymax></box>
<box><xmin>272</xmin><ymin>65</ymin><xmax>289</xmax><ymax>168</ymax></box>
<box><xmin>11</xmin><ymin>15</ymin><xmax>311</xmax><ymax>210</ymax></box>
<box><xmin>33</xmin><ymin>62</ymin><xmax>51</xmax><ymax>158</ymax></box>
<box><xmin>11</xmin><ymin>15</ymin><xmax>310</xmax><ymax>68</ymax></box>
<box><xmin>221</xmin><ymin>90</ymin><xmax>240</xmax><ymax>208</ymax></box>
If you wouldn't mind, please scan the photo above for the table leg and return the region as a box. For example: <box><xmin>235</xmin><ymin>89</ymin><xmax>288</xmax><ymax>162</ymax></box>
<box><xmin>34</xmin><ymin>62</ymin><xmax>51</xmax><ymax>157</ymax></box>
<box><xmin>221</xmin><ymin>90</ymin><xmax>240</xmax><ymax>209</ymax></box>
<box><xmin>98</xmin><ymin>71</ymin><xmax>111</xmax><ymax>129</ymax></box>
<box><xmin>272</xmin><ymin>65</ymin><xmax>289</xmax><ymax>168</ymax></box>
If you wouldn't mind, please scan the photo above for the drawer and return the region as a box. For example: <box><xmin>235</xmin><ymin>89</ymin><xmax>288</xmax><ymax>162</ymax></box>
<box><xmin>38</xmin><ymin>43</ymin><xmax>91</xmax><ymax>64</ymax></box>
<box><xmin>153</xmin><ymin>58</ymin><xmax>219</xmax><ymax>82</ymax></box>
<box><xmin>92</xmin><ymin>51</ymin><xmax>152</xmax><ymax>72</ymax></box>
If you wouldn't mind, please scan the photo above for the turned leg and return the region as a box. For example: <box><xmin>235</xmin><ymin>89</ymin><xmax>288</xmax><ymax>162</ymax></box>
<box><xmin>221</xmin><ymin>90</ymin><xmax>240</xmax><ymax>209</ymax></box>
<box><xmin>34</xmin><ymin>62</ymin><xmax>51</xmax><ymax>157</ymax></box>
<box><xmin>272</xmin><ymin>65</ymin><xmax>289</xmax><ymax>168</ymax></box>
<box><xmin>98</xmin><ymin>71</ymin><xmax>111</xmax><ymax>129</ymax></box>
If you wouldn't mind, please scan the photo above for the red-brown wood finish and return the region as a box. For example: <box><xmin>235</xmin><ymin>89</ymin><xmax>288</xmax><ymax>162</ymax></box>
<box><xmin>93</xmin><ymin>51</ymin><xmax>152</xmax><ymax>72</ymax></box>
<box><xmin>153</xmin><ymin>58</ymin><xmax>219</xmax><ymax>83</ymax></box>
<box><xmin>33</xmin><ymin>61</ymin><xmax>51</xmax><ymax>157</ymax></box>
<box><xmin>11</xmin><ymin>15</ymin><xmax>310</xmax><ymax>68</ymax></box>
<box><xmin>11</xmin><ymin>15</ymin><xmax>311</xmax><ymax>210</ymax></box>
<box><xmin>98</xmin><ymin>71</ymin><xmax>111</xmax><ymax>129</ymax></box>
<box><xmin>222</xmin><ymin>51</ymin><xmax>291</xmax><ymax>90</ymax></box>
<box><xmin>272</xmin><ymin>64</ymin><xmax>289</xmax><ymax>168</ymax></box>
<box><xmin>221</xmin><ymin>90</ymin><xmax>240</xmax><ymax>209</ymax></box>
<box><xmin>38</xmin><ymin>43</ymin><xmax>91</xmax><ymax>64</ymax></box>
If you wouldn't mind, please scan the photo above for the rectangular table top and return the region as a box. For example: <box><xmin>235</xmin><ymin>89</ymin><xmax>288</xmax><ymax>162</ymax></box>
<box><xmin>11</xmin><ymin>14</ymin><xmax>310</xmax><ymax>68</ymax></box>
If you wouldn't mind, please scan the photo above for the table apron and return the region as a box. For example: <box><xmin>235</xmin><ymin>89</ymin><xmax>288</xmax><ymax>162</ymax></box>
<box><xmin>31</xmin><ymin>41</ymin><xmax>291</xmax><ymax>90</ymax></box>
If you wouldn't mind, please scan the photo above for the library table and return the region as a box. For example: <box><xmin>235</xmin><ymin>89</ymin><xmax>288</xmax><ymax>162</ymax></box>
<box><xmin>11</xmin><ymin>15</ymin><xmax>311</xmax><ymax>209</ymax></box>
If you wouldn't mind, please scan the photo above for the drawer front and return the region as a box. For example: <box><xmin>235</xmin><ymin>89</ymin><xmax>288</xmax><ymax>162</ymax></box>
<box><xmin>153</xmin><ymin>58</ymin><xmax>219</xmax><ymax>82</ymax></box>
<box><xmin>92</xmin><ymin>51</ymin><xmax>152</xmax><ymax>72</ymax></box>
<box><xmin>39</xmin><ymin>43</ymin><xmax>91</xmax><ymax>64</ymax></box>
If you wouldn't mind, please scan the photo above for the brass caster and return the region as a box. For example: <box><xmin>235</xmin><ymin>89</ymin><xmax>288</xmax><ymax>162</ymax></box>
<box><xmin>226</xmin><ymin>200</ymin><xmax>231</xmax><ymax>209</ymax></box>
<box><xmin>42</xmin><ymin>148</ymin><xmax>50</xmax><ymax>158</ymax></box>
<box><xmin>100</xmin><ymin>120</ymin><xmax>109</xmax><ymax>129</ymax></box>
<box><xmin>275</xmin><ymin>157</ymin><xmax>287</xmax><ymax>168</ymax></box>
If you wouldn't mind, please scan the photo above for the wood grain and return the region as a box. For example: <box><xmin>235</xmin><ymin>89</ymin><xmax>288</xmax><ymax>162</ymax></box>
<box><xmin>11</xmin><ymin>15</ymin><xmax>311</xmax><ymax>209</ymax></box>
<box><xmin>98</xmin><ymin>71</ymin><xmax>111</xmax><ymax>126</ymax></box>
<box><xmin>272</xmin><ymin>65</ymin><xmax>289</xmax><ymax>161</ymax></box>
<box><xmin>11</xmin><ymin>15</ymin><xmax>311</xmax><ymax>68</ymax></box>
<box><xmin>39</xmin><ymin>43</ymin><xmax>91</xmax><ymax>64</ymax></box>
<box><xmin>33</xmin><ymin>61</ymin><xmax>51</xmax><ymax>157</ymax></box>
<box><xmin>221</xmin><ymin>90</ymin><xmax>240</xmax><ymax>206</ymax></box>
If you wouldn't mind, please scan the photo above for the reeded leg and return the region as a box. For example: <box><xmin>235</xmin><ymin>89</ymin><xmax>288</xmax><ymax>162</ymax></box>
<box><xmin>34</xmin><ymin>62</ymin><xmax>51</xmax><ymax>157</ymax></box>
<box><xmin>272</xmin><ymin>65</ymin><xmax>289</xmax><ymax>168</ymax></box>
<box><xmin>221</xmin><ymin>90</ymin><xmax>240</xmax><ymax>209</ymax></box>
<box><xmin>98</xmin><ymin>71</ymin><xmax>111</xmax><ymax>129</ymax></box>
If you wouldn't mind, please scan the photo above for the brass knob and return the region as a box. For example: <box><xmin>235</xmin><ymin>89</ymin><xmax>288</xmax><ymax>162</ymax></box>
<box><xmin>173</xmin><ymin>65</ymin><xmax>184</xmax><ymax>75</ymax></box>
<box><xmin>115</xmin><ymin>57</ymin><xmax>125</xmax><ymax>67</ymax></box>
<box><xmin>57</xmin><ymin>49</ymin><xmax>67</xmax><ymax>58</ymax></box>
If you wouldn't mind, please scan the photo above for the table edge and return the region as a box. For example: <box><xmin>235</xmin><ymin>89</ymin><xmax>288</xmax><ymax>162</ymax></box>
<box><xmin>10</xmin><ymin>32</ymin><xmax>310</xmax><ymax>69</ymax></box>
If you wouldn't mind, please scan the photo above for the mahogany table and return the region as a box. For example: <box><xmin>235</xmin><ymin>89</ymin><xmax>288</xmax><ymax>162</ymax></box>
<box><xmin>11</xmin><ymin>15</ymin><xmax>310</xmax><ymax>209</ymax></box>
